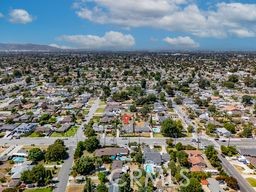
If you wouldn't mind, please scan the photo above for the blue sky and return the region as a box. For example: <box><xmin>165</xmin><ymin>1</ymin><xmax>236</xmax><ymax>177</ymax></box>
<box><xmin>1</xmin><ymin>0</ymin><xmax>256</xmax><ymax>50</ymax></box>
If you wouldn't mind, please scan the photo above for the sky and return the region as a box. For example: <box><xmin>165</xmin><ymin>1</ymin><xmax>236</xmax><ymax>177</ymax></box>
<box><xmin>1</xmin><ymin>0</ymin><xmax>256</xmax><ymax>50</ymax></box>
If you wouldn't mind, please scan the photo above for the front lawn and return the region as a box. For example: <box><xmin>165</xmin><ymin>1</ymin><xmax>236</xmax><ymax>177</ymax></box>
<box><xmin>51</xmin><ymin>126</ymin><xmax>78</xmax><ymax>137</ymax></box>
<box><xmin>29</xmin><ymin>132</ymin><xmax>43</xmax><ymax>138</ymax></box>
<box><xmin>246</xmin><ymin>178</ymin><xmax>256</xmax><ymax>187</ymax></box>
<box><xmin>153</xmin><ymin>133</ymin><xmax>164</xmax><ymax>138</ymax></box>
<box><xmin>24</xmin><ymin>187</ymin><xmax>53</xmax><ymax>192</ymax></box>
<box><xmin>95</xmin><ymin>108</ymin><xmax>105</xmax><ymax>113</ymax></box>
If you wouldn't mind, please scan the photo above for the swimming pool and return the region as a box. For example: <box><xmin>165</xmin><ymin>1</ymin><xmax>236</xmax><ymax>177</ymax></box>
<box><xmin>152</xmin><ymin>127</ymin><xmax>160</xmax><ymax>133</ymax></box>
<box><xmin>145</xmin><ymin>164</ymin><xmax>154</xmax><ymax>173</ymax></box>
<box><xmin>12</xmin><ymin>157</ymin><xmax>25</xmax><ymax>163</ymax></box>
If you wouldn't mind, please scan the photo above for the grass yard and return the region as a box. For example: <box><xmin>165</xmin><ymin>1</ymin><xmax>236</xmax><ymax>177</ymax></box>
<box><xmin>29</xmin><ymin>132</ymin><xmax>43</xmax><ymax>138</ymax></box>
<box><xmin>246</xmin><ymin>178</ymin><xmax>256</xmax><ymax>187</ymax></box>
<box><xmin>51</xmin><ymin>126</ymin><xmax>78</xmax><ymax>137</ymax></box>
<box><xmin>24</xmin><ymin>187</ymin><xmax>53</xmax><ymax>192</ymax></box>
<box><xmin>95</xmin><ymin>107</ymin><xmax>105</xmax><ymax>113</ymax></box>
<box><xmin>153</xmin><ymin>133</ymin><xmax>164</xmax><ymax>138</ymax></box>
<box><xmin>83</xmin><ymin>109</ymin><xmax>89</xmax><ymax>115</ymax></box>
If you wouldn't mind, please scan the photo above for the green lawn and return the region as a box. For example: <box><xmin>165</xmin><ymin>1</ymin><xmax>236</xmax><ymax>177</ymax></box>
<box><xmin>29</xmin><ymin>132</ymin><xmax>43</xmax><ymax>138</ymax></box>
<box><xmin>246</xmin><ymin>178</ymin><xmax>256</xmax><ymax>187</ymax></box>
<box><xmin>83</xmin><ymin>109</ymin><xmax>89</xmax><ymax>115</ymax></box>
<box><xmin>153</xmin><ymin>133</ymin><xmax>164</xmax><ymax>138</ymax></box>
<box><xmin>95</xmin><ymin>107</ymin><xmax>105</xmax><ymax>113</ymax></box>
<box><xmin>51</xmin><ymin>126</ymin><xmax>79</xmax><ymax>137</ymax></box>
<box><xmin>24</xmin><ymin>188</ymin><xmax>53</xmax><ymax>192</ymax></box>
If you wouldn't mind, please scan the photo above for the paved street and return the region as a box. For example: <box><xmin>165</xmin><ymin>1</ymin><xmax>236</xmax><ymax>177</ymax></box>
<box><xmin>55</xmin><ymin>146</ymin><xmax>75</xmax><ymax>192</ymax></box>
<box><xmin>54</xmin><ymin>98</ymin><xmax>100</xmax><ymax>192</ymax></box>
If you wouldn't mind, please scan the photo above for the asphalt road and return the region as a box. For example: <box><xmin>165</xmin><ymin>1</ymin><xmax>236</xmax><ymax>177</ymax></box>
<box><xmin>54</xmin><ymin>146</ymin><xmax>75</xmax><ymax>192</ymax></box>
<box><xmin>54</xmin><ymin>98</ymin><xmax>99</xmax><ymax>192</ymax></box>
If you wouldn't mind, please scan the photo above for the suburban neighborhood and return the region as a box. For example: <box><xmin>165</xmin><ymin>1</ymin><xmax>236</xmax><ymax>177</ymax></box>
<box><xmin>0</xmin><ymin>52</ymin><xmax>256</xmax><ymax>192</ymax></box>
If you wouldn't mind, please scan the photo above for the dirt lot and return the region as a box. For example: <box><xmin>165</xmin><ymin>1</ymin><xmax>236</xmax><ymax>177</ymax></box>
<box><xmin>66</xmin><ymin>184</ymin><xmax>84</xmax><ymax>192</ymax></box>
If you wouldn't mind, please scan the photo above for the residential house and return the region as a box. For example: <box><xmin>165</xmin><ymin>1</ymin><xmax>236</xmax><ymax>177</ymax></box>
<box><xmin>207</xmin><ymin>178</ymin><xmax>224</xmax><ymax>192</ymax></box>
<box><xmin>216</xmin><ymin>128</ymin><xmax>231</xmax><ymax>137</ymax></box>
<box><xmin>14</xmin><ymin>123</ymin><xmax>37</xmax><ymax>135</ymax></box>
<box><xmin>185</xmin><ymin>150</ymin><xmax>207</xmax><ymax>172</ymax></box>
<box><xmin>95</xmin><ymin>147</ymin><xmax>129</xmax><ymax>157</ymax></box>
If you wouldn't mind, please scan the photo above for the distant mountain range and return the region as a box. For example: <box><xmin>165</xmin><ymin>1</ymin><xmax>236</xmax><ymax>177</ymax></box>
<box><xmin>0</xmin><ymin>43</ymin><xmax>63</xmax><ymax>52</ymax></box>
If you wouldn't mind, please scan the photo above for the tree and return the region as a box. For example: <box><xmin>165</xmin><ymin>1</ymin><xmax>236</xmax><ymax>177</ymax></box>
<box><xmin>21</xmin><ymin>164</ymin><xmax>52</xmax><ymax>185</ymax></box>
<box><xmin>98</xmin><ymin>172</ymin><xmax>107</xmax><ymax>183</ymax></box>
<box><xmin>28</xmin><ymin>148</ymin><xmax>44</xmax><ymax>162</ymax></box>
<box><xmin>159</xmin><ymin>92</ymin><xmax>166</xmax><ymax>102</ymax></box>
<box><xmin>134</xmin><ymin>150</ymin><xmax>143</xmax><ymax>164</ymax></box>
<box><xmin>169</xmin><ymin>160</ymin><xmax>177</xmax><ymax>177</ymax></box>
<box><xmin>96</xmin><ymin>183</ymin><xmax>108</xmax><ymax>192</ymax></box>
<box><xmin>242</xmin><ymin>95</ymin><xmax>253</xmax><ymax>105</ymax></box>
<box><xmin>165</xmin><ymin>85</ymin><xmax>175</xmax><ymax>97</ymax></box>
<box><xmin>141</xmin><ymin>79</ymin><xmax>146</xmax><ymax>89</ymax></box>
<box><xmin>208</xmin><ymin>105</ymin><xmax>216</xmax><ymax>113</ymax></box>
<box><xmin>187</xmin><ymin>125</ymin><xmax>193</xmax><ymax>133</ymax></box>
<box><xmin>166</xmin><ymin>138</ymin><xmax>174</xmax><ymax>147</ymax></box>
<box><xmin>226</xmin><ymin>177</ymin><xmax>239</xmax><ymax>190</ymax></box>
<box><xmin>45</xmin><ymin>140</ymin><xmax>68</xmax><ymax>162</ymax></box>
<box><xmin>74</xmin><ymin>157</ymin><xmax>95</xmax><ymax>176</ymax></box>
<box><xmin>140</xmin><ymin>105</ymin><xmax>150</xmax><ymax>117</ymax></box>
<box><xmin>198</xmin><ymin>78</ymin><xmax>210</xmax><ymax>89</ymax></box>
<box><xmin>129</xmin><ymin>104</ymin><xmax>137</xmax><ymax>112</ymax></box>
<box><xmin>167</xmin><ymin>99</ymin><xmax>172</xmax><ymax>108</ymax></box>
<box><xmin>119</xmin><ymin>174</ymin><xmax>132</xmax><ymax>192</ymax></box>
<box><xmin>25</xmin><ymin>76</ymin><xmax>32</xmax><ymax>84</ymax></box>
<box><xmin>84</xmin><ymin>177</ymin><xmax>93</xmax><ymax>192</ymax></box>
<box><xmin>13</xmin><ymin>70</ymin><xmax>22</xmax><ymax>78</ymax></box>
<box><xmin>174</xmin><ymin>96</ymin><xmax>183</xmax><ymax>105</ymax></box>
<box><xmin>206</xmin><ymin>123</ymin><xmax>216</xmax><ymax>134</ymax></box>
<box><xmin>84</xmin><ymin>127</ymin><xmax>96</xmax><ymax>137</ymax></box>
<box><xmin>221</xmin><ymin>145</ymin><xmax>237</xmax><ymax>156</ymax></box>
<box><xmin>228</xmin><ymin>74</ymin><xmax>239</xmax><ymax>83</ymax></box>
<box><xmin>74</xmin><ymin>141</ymin><xmax>86</xmax><ymax>159</ymax></box>
<box><xmin>180</xmin><ymin>178</ymin><xmax>203</xmax><ymax>192</ymax></box>
<box><xmin>84</xmin><ymin>137</ymin><xmax>100</xmax><ymax>153</ymax></box>
<box><xmin>161</xmin><ymin>118</ymin><xmax>183</xmax><ymax>138</ymax></box>
<box><xmin>223</xmin><ymin>122</ymin><xmax>236</xmax><ymax>134</ymax></box>
<box><xmin>176</xmin><ymin>151</ymin><xmax>190</xmax><ymax>167</ymax></box>
<box><xmin>241</xmin><ymin>125</ymin><xmax>253</xmax><ymax>138</ymax></box>
<box><xmin>223</xmin><ymin>81</ymin><xmax>235</xmax><ymax>89</ymax></box>
<box><xmin>175</xmin><ymin>142</ymin><xmax>184</xmax><ymax>151</ymax></box>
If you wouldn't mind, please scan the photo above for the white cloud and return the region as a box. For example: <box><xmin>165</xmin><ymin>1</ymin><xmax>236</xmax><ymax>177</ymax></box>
<box><xmin>74</xmin><ymin>0</ymin><xmax>256</xmax><ymax>38</ymax></box>
<box><xmin>164</xmin><ymin>36</ymin><xmax>199</xmax><ymax>48</ymax></box>
<box><xmin>59</xmin><ymin>31</ymin><xmax>135</xmax><ymax>49</ymax></box>
<box><xmin>9</xmin><ymin>9</ymin><xmax>33</xmax><ymax>24</ymax></box>
<box><xmin>0</xmin><ymin>13</ymin><xmax>4</xmax><ymax>18</ymax></box>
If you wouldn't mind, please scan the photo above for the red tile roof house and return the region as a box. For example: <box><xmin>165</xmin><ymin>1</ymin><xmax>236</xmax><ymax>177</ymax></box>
<box><xmin>122</xmin><ymin>114</ymin><xmax>132</xmax><ymax>125</ymax></box>
<box><xmin>185</xmin><ymin>150</ymin><xmax>207</xmax><ymax>172</ymax></box>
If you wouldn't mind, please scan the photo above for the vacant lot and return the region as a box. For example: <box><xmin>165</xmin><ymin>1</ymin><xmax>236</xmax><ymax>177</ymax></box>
<box><xmin>66</xmin><ymin>184</ymin><xmax>84</xmax><ymax>192</ymax></box>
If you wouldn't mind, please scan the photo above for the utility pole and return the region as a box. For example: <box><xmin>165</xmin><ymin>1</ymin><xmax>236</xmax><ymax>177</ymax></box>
<box><xmin>228</xmin><ymin>134</ymin><xmax>231</xmax><ymax>147</ymax></box>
